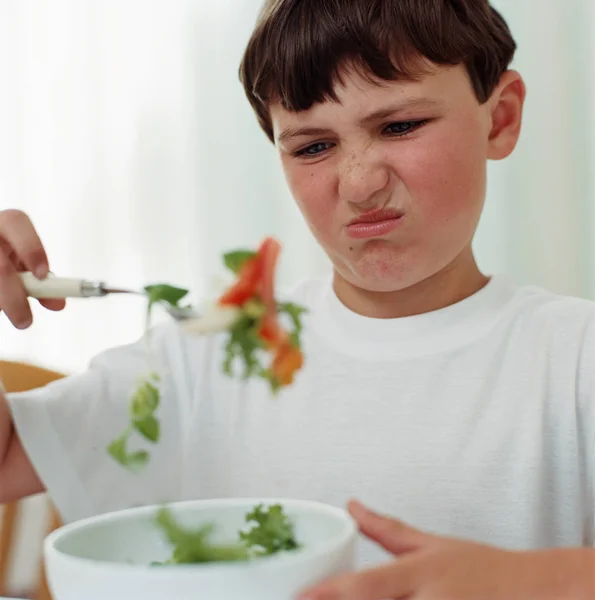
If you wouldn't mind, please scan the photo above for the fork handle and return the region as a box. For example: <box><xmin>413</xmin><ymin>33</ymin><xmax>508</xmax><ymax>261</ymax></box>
<box><xmin>19</xmin><ymin>272</ymin><xmax>93</xmax><ymax>299</ymax></box>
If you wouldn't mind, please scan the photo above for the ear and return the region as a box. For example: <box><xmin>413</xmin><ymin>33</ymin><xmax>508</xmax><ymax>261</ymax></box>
<box><xmin>487</xmin><ymin>70</ymin><xmax>526</xmax><ymax>161</ymax></box>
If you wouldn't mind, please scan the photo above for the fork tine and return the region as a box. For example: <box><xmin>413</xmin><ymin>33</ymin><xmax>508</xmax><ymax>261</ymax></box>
<box><xmin>102</xmin><ymin>288</ymin><xmax>142</xmax><ymax>295</ymax></box>
<box><xmin>166</xmin><ymin>306</ymin><xmax>202</xmax><ymax>321</ymax></box>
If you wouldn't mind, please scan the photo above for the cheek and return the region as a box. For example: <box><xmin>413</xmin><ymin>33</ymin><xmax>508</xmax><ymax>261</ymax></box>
<box><xmin>282</xmin><ymin>159</ymin><xmax>337</xmax><ymax>233</ymax></box>
<box><xmin>400</xmin><ymin>123</ymin><xmax>487</xmax><ymax>225</ymax></box>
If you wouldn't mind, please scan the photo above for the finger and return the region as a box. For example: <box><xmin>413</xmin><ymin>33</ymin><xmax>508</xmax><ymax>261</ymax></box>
<box><xmin>0</xmin><ymin>210</ymin><xmax>49</xmax><ymax>278</ymax></box>
<box><xmin>0</xmin><ymin>252</ymin><xmax>33</xmax><ymax>328</ymax></box>
<box><xmin>348</xmin><ymin>500</ymin><xmax>429</xmax><ymax>556</ymax></box>
<box><xmin>38</xmin><ymin>298</ymin><xmax>66</xmax><ymax>311</ymax></box>
<box><xmin>298</xmin><ymin>561</ymin><xmax>415</xmax><ymax>600</ymax></box>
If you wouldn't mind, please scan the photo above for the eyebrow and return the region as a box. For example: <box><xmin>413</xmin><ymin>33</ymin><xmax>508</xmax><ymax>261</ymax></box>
<box><xmin>277</xmin><ymin>126</ymin><xmax>333</xmax><ymax>145</ymax></box>
<box><xmin>361</xmin><ymin>98</ymin><xmax>443</xmax><ymax>124</ymax></box>
<box><xmin>277</xmin><ymin>98</ymin><xmax>443</xmax><ymax>144</ymax></box>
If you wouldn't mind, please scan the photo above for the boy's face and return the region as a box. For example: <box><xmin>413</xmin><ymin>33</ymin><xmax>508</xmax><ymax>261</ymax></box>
<box><xmin>270</xmin><ymin>63</ymin><xmax>524</xmax><ymax>295</ymax></box>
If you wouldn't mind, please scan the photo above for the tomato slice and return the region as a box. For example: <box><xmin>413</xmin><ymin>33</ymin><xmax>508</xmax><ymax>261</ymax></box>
<box><xmin>218</xmin><ymin>237</ymin><xmax>281</xmax><ymax>309</ymax></box>
<box><xmin>220</xmin><ymin>236</ymin><xmax>303</xmax><ymax>388</ymax></box>
<box><xmin>256</xmin><ymin>237</ymin><xmax>283</xmax><ymax>346</ymax></box>
<box><xmin>257</xmin><ymin>237</ymin><xmax>281</xmax><ymax>314</ymax></box>
<box><xmin>271</xmin><ymin>342</ymin><xmax>304</xmax><ymax>386</ymax></box>
<box><xmin>259</xmin><ymin>313</ymin><xmax>285</xmax><ymax>346</ymax></box>
<box><xmin>218</xmin><ymin>255</ymin><xmax>262</xmax><ymax>307</ymax></box>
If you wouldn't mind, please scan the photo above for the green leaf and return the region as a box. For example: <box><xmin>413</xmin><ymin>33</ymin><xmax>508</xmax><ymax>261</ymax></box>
<box><xmin>107</xmin><ymin>434</ymin><xmax>150</xmax><ymax>471</ymax></box>
<box><xmin>144</xmin><ymin>284</ymin><xmax>189</xmax><ymax>308</ymax></box>
<box><xmin>278</xmin><ymin>302</ymin><xmax>307</xmax><ymax>347</ymax></box>
<box><xmin>155</xmin><ymin>508</ymin><xmax>249</xmax><ymax>564</ymax></box>
<box><xmin>221</xmin><ymin>302</ymin><xmax>307</xmax><ymax>392</ymax></box>
<box><xmin>130</xmin><ymin>380</ymin><xmax>160</xmax><ymax>421</ymax></box>
<box><xmin>278</xmin><ymin>302</ymin><xmax>307</xmax><ymax>323</ymax></box>
<box><xmin>223</xmin><ymin>250</ymin><xmax>257</xmax><ymax>274</ymax></box>
<box><xmin>134</xmin><ymin>415</ymin><xmax>160</xmax><ymax>443</ymax></box>
<box><xmin>144</xmin><ymin>284</ymin><xmax>190</xmax><ymax>331</ymax></box>
<box><xmin>107</xmin><ymin>433</ymin><xmax>130</xmax><ymax>466</ymax></box>
<box><xmin>108</xmin><ymin>281</ymin><xmax>189</xmax><ymax>472</ymax></box>
<box><xmin>223</xmin><ymin>314</ymin><xmax>266</xmax><ymax>380</ymax></box>
<box><xmin>262</xmin><ymin>371</ymin><xmax>282</xmax><ymax>396</ymax></box>
<box><xmin>125</xmin><ymin>450</ymin><xmax>150</xmax><ymax>471</ymax></box>
<box><xmin>239</xmin><ymin>504</ymin><xmax>300</xmax><ymax>555</ymax></box>
<box><xmin>152</xmin><ymin>504</ymin><xmax>301</xmax><ymax>565</ymax></box>
<box><xmin>108</xmin><ymin>376</ymin><xmax>160</xmax><ymax>471</ymax></box>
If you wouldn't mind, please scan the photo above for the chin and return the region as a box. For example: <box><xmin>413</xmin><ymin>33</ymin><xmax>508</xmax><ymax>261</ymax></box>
<box><xmin>336</xmin><ymin>248</ymin><xmax>428</xmax><ymax>293</ymax></box>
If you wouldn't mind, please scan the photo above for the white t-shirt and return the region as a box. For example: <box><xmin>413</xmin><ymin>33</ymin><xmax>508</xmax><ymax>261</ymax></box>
<box><xmin>7</xmin><ymin>274</ymin><xmax>595</xmax><ymax>566</ymax></box>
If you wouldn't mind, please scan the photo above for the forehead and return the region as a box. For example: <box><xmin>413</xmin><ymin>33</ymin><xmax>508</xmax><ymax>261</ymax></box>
<box><xmin>270</xmin><ymin>64</ymin><xmax>473</xmax><ymax>135</ymax></box>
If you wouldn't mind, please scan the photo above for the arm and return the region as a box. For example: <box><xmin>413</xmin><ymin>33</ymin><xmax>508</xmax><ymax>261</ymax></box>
<box><xmin>526</xmin><ymin>548</ymin><xmax>595</xmax><ymax>599</ymax></box>
<box><xmin>0</xmin><ymin>390</ymin><xmax>44</xmax><ymax>502</ymax></box>
<box><xmin>0</xmin><ymin>383</ymin><xmax>10</xmax><ymax>466</ymax></box>
<box><xmin>0</xmin><ymin>209</ymin><xmax>191</xmax><ymax>518</ymax></box>
<box><xmin>0</xmin><ymin>209</ymin><xmax>64</xmax><ymax>501</ymax></box>
<box><xmin>0</xmin><ymin>320</ymin><xmax>194</xmax><ymax>522</ymax></box>
<box><xmin>299</xmin><ymin>502</ymin><xmax>595</xmax><ymax>600</ymax></box>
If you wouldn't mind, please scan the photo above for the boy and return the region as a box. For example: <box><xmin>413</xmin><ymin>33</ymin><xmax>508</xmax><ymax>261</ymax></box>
<box><xmin>1</xmin><ymin>0</ymin><xmax>594</xmax><ymax>598</ymax></box>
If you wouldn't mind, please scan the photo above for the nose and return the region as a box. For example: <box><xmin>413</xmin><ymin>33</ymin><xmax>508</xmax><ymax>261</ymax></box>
<box><xmin>337</xmin><ymin>149</ymin><xmax>391</xmax><ymax>206</ymax></box>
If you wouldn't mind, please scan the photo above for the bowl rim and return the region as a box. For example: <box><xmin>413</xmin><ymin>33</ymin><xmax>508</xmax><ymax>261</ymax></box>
<box><xmin>44</xmin><ymin>497</ymin><xmax>358</xmax><ymax>574</ymax></box>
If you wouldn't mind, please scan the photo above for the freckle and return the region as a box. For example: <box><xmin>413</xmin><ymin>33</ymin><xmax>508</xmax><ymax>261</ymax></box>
<box><xmin>349</xmin><ymin>246</ymin><xmax>354</xmax><ymax>251</ymax></box>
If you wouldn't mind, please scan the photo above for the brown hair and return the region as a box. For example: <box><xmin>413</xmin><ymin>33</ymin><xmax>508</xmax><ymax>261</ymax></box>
<box><xmin>239</xmin><ymin>0</ymin><xmax>517</xmax><ymax>142</ymax></box>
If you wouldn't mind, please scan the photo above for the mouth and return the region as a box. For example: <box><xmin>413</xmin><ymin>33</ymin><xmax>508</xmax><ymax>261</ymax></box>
<box><xmin>346</xmin><ymin>208</ymin><xmax>404</xmax><ymax>240</ymax></box>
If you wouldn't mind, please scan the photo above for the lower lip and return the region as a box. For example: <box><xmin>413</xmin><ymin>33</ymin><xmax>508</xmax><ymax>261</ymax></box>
<box><xmin>346</xmin><ymin>217</ymin><xmax>403</xmax><ymax>239</ymax></box>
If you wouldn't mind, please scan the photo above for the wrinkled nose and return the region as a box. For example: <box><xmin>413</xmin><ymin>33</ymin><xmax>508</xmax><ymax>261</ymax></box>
<box><xmin>338</xmin><ymin>151</ymin><xmax>391</xmax><ymax>207</ymax></box>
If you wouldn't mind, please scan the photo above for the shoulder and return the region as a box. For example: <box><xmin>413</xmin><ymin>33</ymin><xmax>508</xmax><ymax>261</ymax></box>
<box><xmin>500</xmin><ymin>279</ymin><xmax>595</xmax><ymax>400</ymax></box>
<box><xmin>503</xmin><ymin>279</ymin><xmax>595</xmax><ymax>338</ymax></box>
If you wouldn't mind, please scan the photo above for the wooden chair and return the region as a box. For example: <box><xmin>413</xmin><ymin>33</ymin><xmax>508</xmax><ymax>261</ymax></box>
<box><xmin>0</xmin><ymin>361</ymin><xmax>65</xmax><ymax>600</ymax></box>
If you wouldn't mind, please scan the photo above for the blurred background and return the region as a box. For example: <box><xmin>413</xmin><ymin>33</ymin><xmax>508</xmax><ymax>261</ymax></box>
<box><xmin>0</xmin><ymin>0</ymin><xmax>594</xmax><ymax>596</ymax></box>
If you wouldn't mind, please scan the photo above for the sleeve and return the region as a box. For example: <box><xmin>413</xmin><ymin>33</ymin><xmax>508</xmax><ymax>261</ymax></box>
<box><xmin>577</xmin><ymin>313</ymin><xmax>595</xmax><ymax>546</ymax></box>
<box><xmin>5</xmin><ymin>321</ymin><xmax>199</xmax><ymax>524</ymax></box>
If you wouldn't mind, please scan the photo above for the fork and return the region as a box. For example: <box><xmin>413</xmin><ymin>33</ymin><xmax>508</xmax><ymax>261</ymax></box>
<box><xmin>19</xmin><ymin>272</ymin><xmax>201</xmax><ymax>322</ymax></box>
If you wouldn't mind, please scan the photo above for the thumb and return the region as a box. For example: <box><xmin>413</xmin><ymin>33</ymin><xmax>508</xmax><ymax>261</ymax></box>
<box><xmin>348</xmin><ymin>499</ymin><xmax>431</xmax><ymax>556</ymax></box>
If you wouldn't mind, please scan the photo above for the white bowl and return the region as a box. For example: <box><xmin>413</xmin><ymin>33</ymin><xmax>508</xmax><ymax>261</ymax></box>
<box><xmin>44</xmin><ymin>497</ymin><xmax>357</xmax><ymax>600</ymax></box>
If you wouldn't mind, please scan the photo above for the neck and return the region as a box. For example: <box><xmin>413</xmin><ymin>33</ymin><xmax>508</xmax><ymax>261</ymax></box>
<box><xmin>333</xmin><ymin>249</ymin><xmax>489</xmax><ymax>319</ymax></box>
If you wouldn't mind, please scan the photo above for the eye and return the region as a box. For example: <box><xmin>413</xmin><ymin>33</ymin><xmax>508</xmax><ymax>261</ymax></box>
<box><xmin>294</xmin><ymin>142</ymin><xmax>334</xmax><ymax>158</ymax></box>
<box><xmin>383</xmin><ymin>120</ymin><xmax>428</xmax><ymax>137</ymax></box>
